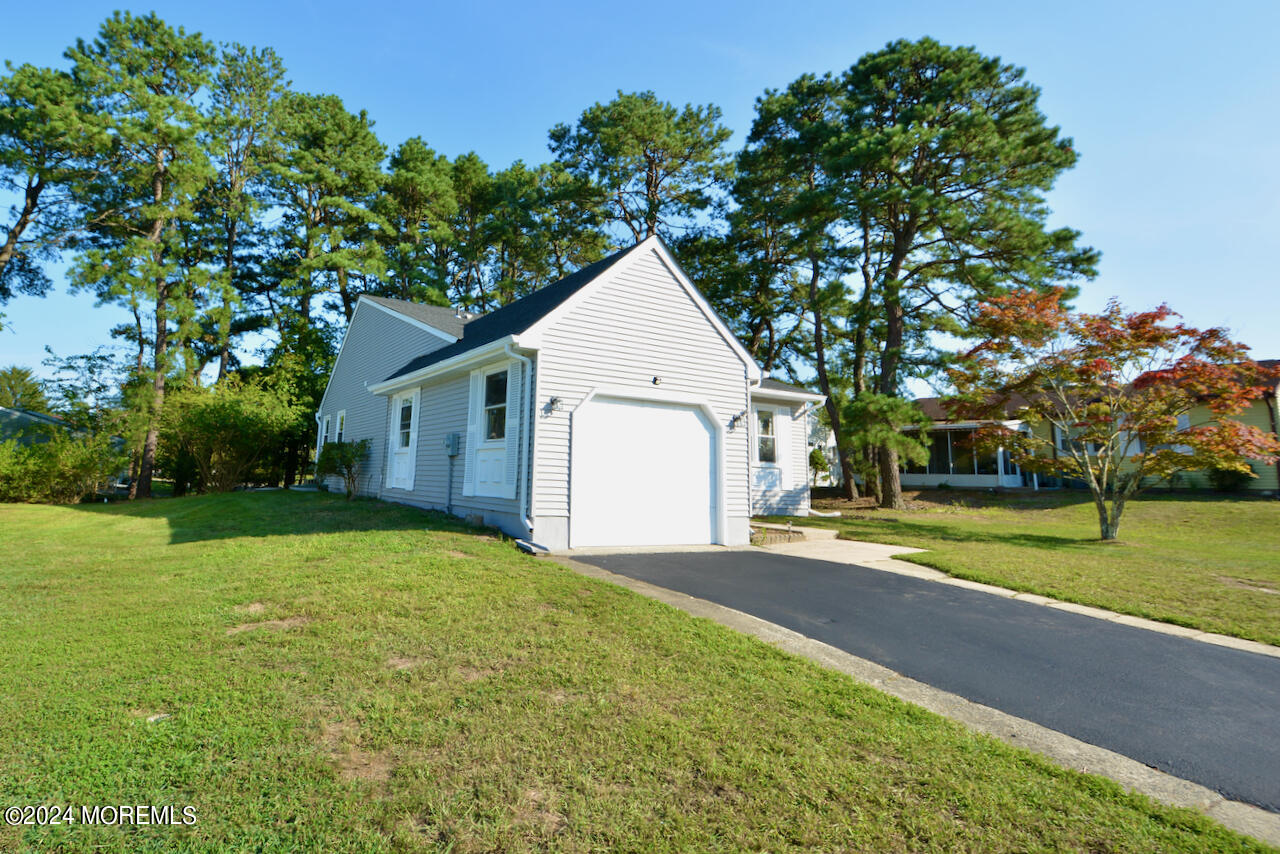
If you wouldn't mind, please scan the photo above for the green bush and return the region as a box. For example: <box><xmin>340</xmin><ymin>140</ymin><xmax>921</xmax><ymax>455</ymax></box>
<box><xmin>1208</xmin><ymin>466</ymin><xmax>1255</xmax><ymax>493</ymax></box>
<box><xmin>160</xmin><ymin>378</ymin><xmax>302</xmax><ymax>493</ymax></box>
<box><xmin>316</xmin><ymin>439</ymin><xmax>371</xmax><ymax>500</ymax></box>
<box><xmin>0</xmin><ymin>433</ymin><xmax>124</xmax><ymax>504</ymax></box>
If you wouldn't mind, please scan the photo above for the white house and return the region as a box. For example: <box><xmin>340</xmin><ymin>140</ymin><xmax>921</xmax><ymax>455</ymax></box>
<box><xmin>315</xmin><ymin>237</ymin><xmax>824</xmax><ymax>550</ymax></box>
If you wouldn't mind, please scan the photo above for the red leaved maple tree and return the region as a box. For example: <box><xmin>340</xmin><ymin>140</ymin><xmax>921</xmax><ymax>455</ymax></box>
<box><xmin>949</xmin><ymin>288</ymin><xmax>1280</xmax><ymax>540</ymax></box>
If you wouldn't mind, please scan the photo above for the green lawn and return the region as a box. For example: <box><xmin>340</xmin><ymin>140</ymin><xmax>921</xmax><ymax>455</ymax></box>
<box><xmin>790</xmin><ymin>491</ymin><xmax>1280</xmax><ymax>646</ymax></box>
<box><xmin>0</xmin><ymin>492</ymin><xmax>1269</xmax><ymax>852</ymax></box>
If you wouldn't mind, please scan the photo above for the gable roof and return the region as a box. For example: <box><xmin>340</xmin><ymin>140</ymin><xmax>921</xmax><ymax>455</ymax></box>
<box><xmin>361</xmin><ymin>295</ymin><xmax>471</xmax><ymax>340</ymax></box>
<box><xmin>381</xmin><ymin>244</ymin><xmax>636</xmax><ymax>383</ymax></box>
<box><xmin>752</xmin><ymin>377</ymin><xmax>826</xmax><ymax>403</ymax></box>
<box><xmin>916</xmin><ymin>395</ymin><xmax>1032</xmax><ymax>422</ymax></box>
<box><xmin>759</xmin><ymin>378</ymin><xmax>818</xmax><ymax>395</ymax></box>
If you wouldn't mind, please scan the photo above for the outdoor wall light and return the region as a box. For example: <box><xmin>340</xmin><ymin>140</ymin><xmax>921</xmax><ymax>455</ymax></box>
<box><xmin>548</xmin><ymin>397</ymin><xmax>563</xmax><ymax>411</ymax></box>
<box><xmin>728</xmin><ymin>410</ymin><xmax>746</xmax><ymax>431</ymax></box>
<box><xmin>651</xmin><ymin>376</ymin><xmax>662</xmax><ymax>385</ymax></box>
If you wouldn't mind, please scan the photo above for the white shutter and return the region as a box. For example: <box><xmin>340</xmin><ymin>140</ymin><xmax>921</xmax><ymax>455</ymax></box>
<box><xmin>775</xmin><ymin>407</ymin><xmax>792</xmax><ymax>486</ymax></box>
<box><xmin>384</xmin><ymin>397</ymin><xmax>397</xmax><ymax>489</ymax></box>
<box><xmin>462</xmin><ymin>370</ymin><xmax>482</xmax><ymax>497</ymax></box>
<box><xmin>501</xmin><ymin>360</ymin><xmax>521</xmax><ymax>499</ymax></box>
<box><xmin>404</xmin><ymin>388</ymin><xmax>420</xmax><ymax>491</ymax></box>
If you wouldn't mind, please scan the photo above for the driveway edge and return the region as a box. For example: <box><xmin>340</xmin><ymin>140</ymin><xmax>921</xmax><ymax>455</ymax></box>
<box><xmin>761</xmin><ymin>536</ymin><xmax>1280</xmax><ymax>660</ymax></box>
<box><xmin>553</xmin><ymin>555</ymin><xmax>1280</xmax><ymax>848</ymax></box>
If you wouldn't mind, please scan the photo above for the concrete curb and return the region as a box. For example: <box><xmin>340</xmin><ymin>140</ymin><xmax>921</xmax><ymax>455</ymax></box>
<box><xmin>762</xmin><ymin>532</ymin><xmax>1280</xmax><ymax>661</ymax></box>
<box><xmin>553</xmin><ymin>555</ymin><xmax>1280</xmax><ymax>849</ymax></box>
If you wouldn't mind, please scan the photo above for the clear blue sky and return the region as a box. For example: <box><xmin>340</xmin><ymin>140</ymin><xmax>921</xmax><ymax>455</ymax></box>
<box><xmin>3</xmin><ymin>0</ymin><xmax>1278</xmax><ymax>383</ymax></box>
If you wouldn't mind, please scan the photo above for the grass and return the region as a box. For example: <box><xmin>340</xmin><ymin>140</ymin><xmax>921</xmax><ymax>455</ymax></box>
<box><xmin>0</xmin><ymin>491</ymin><xmax>1271</xmax><ymax>852</ymax></box>
<box><xmin>784</xmin><ymin>490</ymin><xmax>1280</xmax><ymax>646</ymax></box>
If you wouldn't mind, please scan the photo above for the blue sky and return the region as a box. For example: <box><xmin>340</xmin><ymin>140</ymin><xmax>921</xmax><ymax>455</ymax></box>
<box><xmin>3</xmin><ymin>0</ymin><xmax>1278</xmax><ymax>385</ymax></box>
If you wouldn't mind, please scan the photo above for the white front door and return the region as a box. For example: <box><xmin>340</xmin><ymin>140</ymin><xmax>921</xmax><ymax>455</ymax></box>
<box><xmin>570</xmin><ymin>396</ymin><xmax>717</xmax><ymax>547</ymax></box>
<box><xmin>387</xmin><ymin>390</ymin><xmax>418</xmax><ymax>490</ymax></box>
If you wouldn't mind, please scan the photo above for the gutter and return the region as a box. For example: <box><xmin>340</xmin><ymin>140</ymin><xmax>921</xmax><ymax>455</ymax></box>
<box><xmin>368</xmin><ymin>337</ymin><xmax>515</xmax><ymax>396</ymax></box>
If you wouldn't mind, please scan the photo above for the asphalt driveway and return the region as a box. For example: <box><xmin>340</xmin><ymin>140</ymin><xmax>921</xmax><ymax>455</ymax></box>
<box><xmin>577</xmin><ymin>550</ymin><xmax>1280</xmax><ymax>813</ymax></box>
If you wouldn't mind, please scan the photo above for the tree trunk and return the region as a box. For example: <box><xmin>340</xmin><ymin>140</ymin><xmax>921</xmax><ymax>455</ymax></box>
<box><xmin>808</xmin><ymin>253</ymin><xmax>859</xmax><ymax>498</ymax></box>
<box><xmin>283</xmin><ymin>441</ymin><xmax>298</xmax><ymax>489</ymax></box>
<box><xmin>878</xmin><ymin>446</ymin><xmax>905</xmax><ymax>510</ymax></box>
<box><xmin>217</xmin><ymin>218</ymin><xmax>238</xmax><ymax>381</ymax></box>
<box><xmin>0</xmin><ymin>175</ymin><xmax>43</xmax><ymax>280</ymax></box>
<box><xmin>877</xmin><ymin>288</ymin><xmax>905</xmax><ymax>509</ymax></box>
<box><xmin>135</xmin><ymin>279</ymin><xmax>167</xmax><ymax>499</ymax></box>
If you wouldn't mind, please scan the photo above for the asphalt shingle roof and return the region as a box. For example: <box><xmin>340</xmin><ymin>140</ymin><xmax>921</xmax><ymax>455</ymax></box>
<box><xmin>757</xmin><ymin>377</ymin><xmax>822</xmax><ymax>396</ymax></box>
<box><xmin>362</xmin><ymin>295</ymin><xmax>471</xmax><ymax>340</ymax></box>
<box><xmin>381</xmin><ymin>244</ymin><xmax>634</xmax><ymax>383</ymax></box>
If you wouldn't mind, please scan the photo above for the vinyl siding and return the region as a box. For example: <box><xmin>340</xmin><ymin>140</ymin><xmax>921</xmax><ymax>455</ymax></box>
<box><xmin>1164</xmin><ymin>400</ymin><xmax>1279</xmax><ymax>492</ymax></box>
<box><xmin>393</xmin><ymin>366</ymin><xmax>524</xmax><ymax>524</ymax></box>
<box><xmin>1022</xmin><ymin>399</ymin><xmax>1279</xmax><ymax>492</ymax></box>
<box><xmin>317</xmin><ymin>301</ymin><xmax>452</xmax><ymax>496</ymax></box>
<box><xmin>531</xmin><ymin>246</ymin><xmax>752</xmax><ymax>521</ymax></box>
<box><xmin>749</xmin><ymin>404</ymin><xmax>812</xmax><ymax>515</ymax></box>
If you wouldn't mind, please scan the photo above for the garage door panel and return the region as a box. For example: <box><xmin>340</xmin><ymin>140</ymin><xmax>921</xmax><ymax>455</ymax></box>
<box><xmin>570</xmin><ymin>397</ymin><xmax>717</xmax><ymax>547</ymax></box>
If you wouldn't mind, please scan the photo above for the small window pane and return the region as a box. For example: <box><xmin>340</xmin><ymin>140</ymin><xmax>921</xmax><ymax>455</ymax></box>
<box><xmin>756</xmin><ymin>410</ymin><xmax>776</xmax><ymax>463</ymax></box>
<box><xmin>399</xmin><ymin>400</ymin><xmax>413</xmax><ymax>448</ymax></box>
<box><xmin>486</xmin><ymin>406</ymin><xmax>506</xmax><ymax>441</ymax></box>
<box><xmin>485</xmin><ymin>371</ymin><xmax>507</xmax><ymax>407</ymax></box>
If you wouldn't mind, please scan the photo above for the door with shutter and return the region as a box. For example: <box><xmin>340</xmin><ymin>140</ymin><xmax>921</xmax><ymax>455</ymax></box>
<box><xmin>465</xmin><ymin>362</ymin><xmax>520</xmax><ymax>499</ymax></box>
<box><xmin>386</xmin><ymin>389</ymin><xmax>419</xmax><ymax>490</ymax></box>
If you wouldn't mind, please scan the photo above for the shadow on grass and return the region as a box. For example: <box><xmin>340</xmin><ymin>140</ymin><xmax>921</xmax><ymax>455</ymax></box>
<box><xmin>67</xmin><ymin>489</ymin><xmax>480</xmax><ymax>545</ymax></box>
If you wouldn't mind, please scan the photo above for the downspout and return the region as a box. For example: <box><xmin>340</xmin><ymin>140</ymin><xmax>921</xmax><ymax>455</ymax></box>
<box><xmin>504</xmin><ymin>341</ymin><xmax>535</xmax><ymax>535</ymax></box>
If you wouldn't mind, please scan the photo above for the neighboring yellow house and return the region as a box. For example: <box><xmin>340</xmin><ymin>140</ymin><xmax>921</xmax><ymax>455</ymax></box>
<box><xmin>908</xmin><ymin>360</ymin><xmax>1280</xmax><ymax>495</ymax></box>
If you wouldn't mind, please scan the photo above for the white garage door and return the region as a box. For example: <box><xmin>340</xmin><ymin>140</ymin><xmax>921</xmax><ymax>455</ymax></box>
<box><xmin>570</xmin><ymin>396</ymin><xmax>718</xmax><ymax>547</ymax></box>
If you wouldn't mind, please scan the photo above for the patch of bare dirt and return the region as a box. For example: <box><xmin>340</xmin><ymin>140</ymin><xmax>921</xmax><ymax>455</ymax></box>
<box><xmin>225</xmin><ymin>615</ymin><xmax>309</xmax><ymax>635</ymax></box>
<box><xmin>514</xmin><ymin>788</ymin><xmax>567</xmax><ymax>835</ymax></box>
<box><xmin>446</xmin><ymin>550</ymin><xmax>472</xmax><ymax>559</ymax></box>
<box><xmin>235</xmin><ymin>601</ymin><xmax>266</xmax><ymax>615</ymax></box>
<box><xmin>1217</xmin><ymin>576</ymin><xmax>1279</xmax><ymax>595</ymax></box>
<box><xmin>458</xmin><ymin>664</ymin><xmax>502</xmax><ymax>682</ymax></box>
<box><xmin>337</xmin><ymin>747</ymin><xmax>394</xmax><ymax>784</ymax></box>
<box><xmin>386</xmin><ymin>656</ymin><xmax>425</xmax><ymax>670</ymax></box>
<box><xmin>319</xmin><ymin>718</ymin><xmax>395</xmax><ymax>786</ymax></box>
<box><xmin>128</xmin><ymin>709</ymin><xmax>170</xmax><ymax>723</ymax></box>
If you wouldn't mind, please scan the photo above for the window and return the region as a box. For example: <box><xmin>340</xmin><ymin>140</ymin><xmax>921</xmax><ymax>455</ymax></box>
<box><xmin>951</xmin><ymin>431</ymin><xmax>976</xmax><ymax>475</ymax></box>
<box><xmin>484</xmin><ymin>370</ymin><xmax>507</xmax><ymax>441</ymax></box>
<box><xmin>398</xmin><ymin>398</ymin><xmax>413</xmax><ymax>449</ymax></box>
<box><xmin>1001</xmin><ymin>448</ymin><xmax>1019</xmax><ymax>476</ymax></box>
<box><xmin>927</xmin><ymin>432</ymin><xmax>951</xmax><ymax>474</ymax></box>
<box><xmin>321</xmin><ymin>415</ymin><xmax>331</xmax><ymax>449</ymax></box>
<box><xmin>336</xmin><ymin>411</ymin><xmax>346</xmax><ymax>443</ymax></box>
<box><xmin>757</xmin><ymin>409</ymin><xmax>776</xmax><ymax>463</ymax></box>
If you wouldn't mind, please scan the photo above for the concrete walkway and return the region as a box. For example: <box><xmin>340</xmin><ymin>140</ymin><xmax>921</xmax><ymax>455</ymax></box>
<box><xmin>756</xmin><ymin>525</ymin><xmax>1280</xmax><ymax>660</ymax></box>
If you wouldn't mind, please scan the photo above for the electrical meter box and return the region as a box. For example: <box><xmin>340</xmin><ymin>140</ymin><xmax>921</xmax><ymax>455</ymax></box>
<box><xmin>444</xmin><ymin>432</ymin><xmax>460</xmax><ymax>457</ymax></box>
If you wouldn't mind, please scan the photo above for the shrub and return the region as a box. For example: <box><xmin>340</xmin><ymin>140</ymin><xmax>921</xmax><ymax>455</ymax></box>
<box><xmin>1208</xmin><ymin>466</ymin><xmax>1255</xmax><ymax>493</ymax></box>
<box><xmin>160</xmin><ymin>379</ymin><xmax>302</xmax><ymax>493</ymax></box>
<box><xmin>316</xmin><ymin>439</ymin><xmax>371</xmax><ymax>500</ymax></box>
<box><xmin>0</xmin><ymin>433</ymin><xmax>124</xmax><ymax>504</ymax></box>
